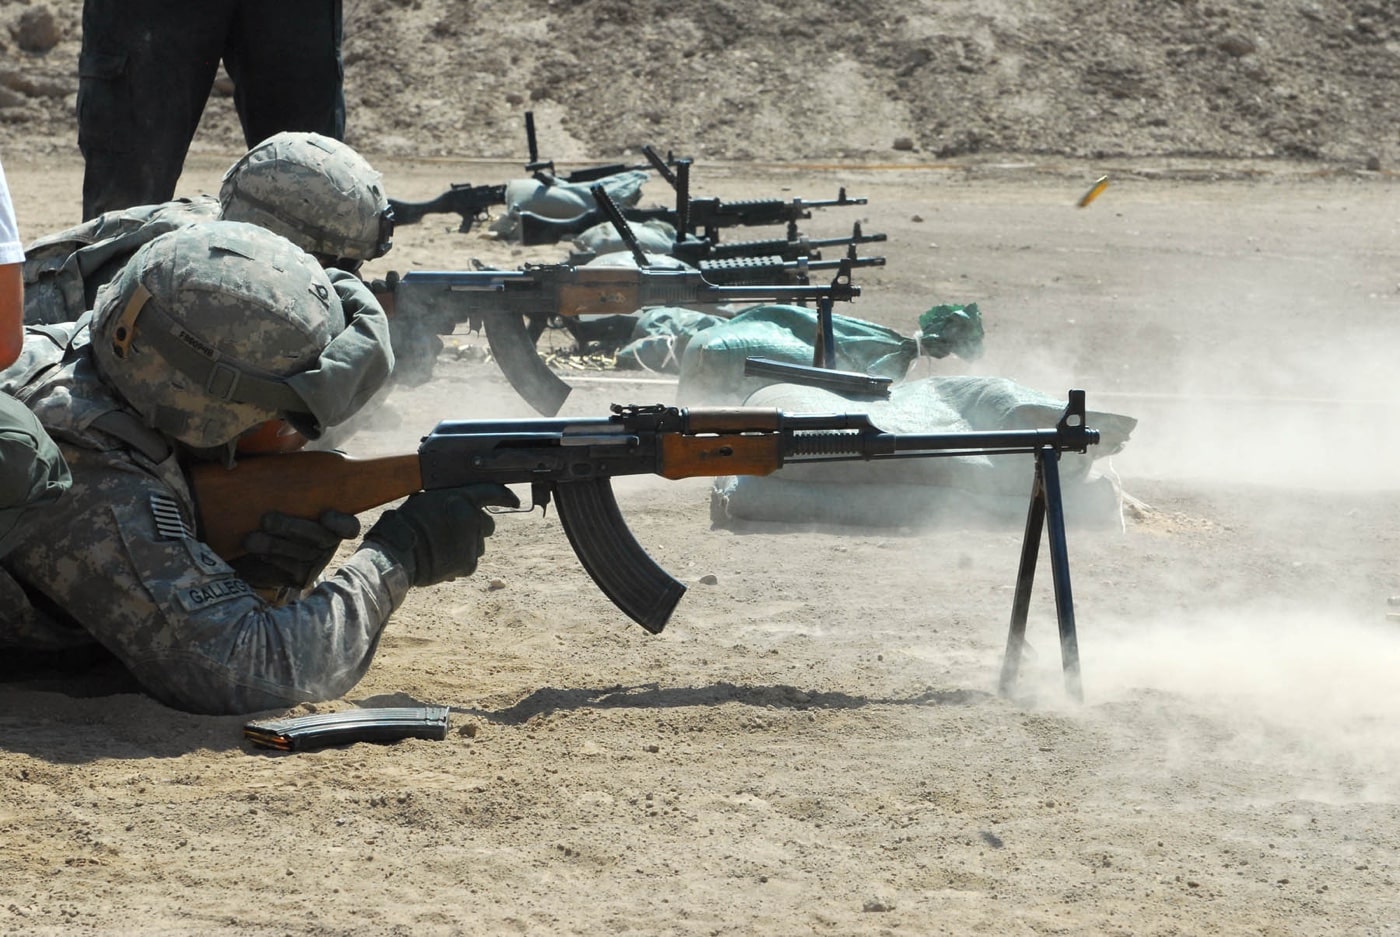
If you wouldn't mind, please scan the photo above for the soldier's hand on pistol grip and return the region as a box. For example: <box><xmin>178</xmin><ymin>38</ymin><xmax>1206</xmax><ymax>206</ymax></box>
<box><xmin>364</xmin><ymin>484</ymin><xmax>520</xmax><ymax>586</ymax></box>
<box><xmin>367</xmin><ymin>270</ymin><xmax>399</xmax><ymax>317</ymax></box>
<box><xmin>234</xmin><ymin>510</ymin><xmax>362</xmax><ymax>589</ymax></box>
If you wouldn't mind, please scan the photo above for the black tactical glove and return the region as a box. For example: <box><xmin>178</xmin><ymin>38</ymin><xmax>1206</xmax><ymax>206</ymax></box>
<box><xmin>366</xmin><ymin>269</ymin><xmax>400</xmax><ymax>313</ymax></box>
<box><xmin>364</xmin><ymin>484</ymin><xmax>520</xmax><ymax>587</ymax></box>
<box><xmin>232</xmin><ymin>510</ymin><xmax>362</xmax><ymax>590</ymax></box>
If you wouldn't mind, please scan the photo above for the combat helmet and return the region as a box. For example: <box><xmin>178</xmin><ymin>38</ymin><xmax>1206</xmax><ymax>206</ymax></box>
<box><xmin>218</xmin><ymin>132</ymin><xmax>394</xmax><ymax>269</ymax></box>
<box><xmin>90</xmin><ymin>221</ymin><xmax>393</xmax><ymax>450</ymax></box>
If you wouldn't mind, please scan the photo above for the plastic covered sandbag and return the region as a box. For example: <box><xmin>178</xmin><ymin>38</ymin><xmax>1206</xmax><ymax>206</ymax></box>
<box><xmin>572</xmin><ymin>219</ymin><xmax>677</xmax><ymax>258</ymax></box>
<box><xmin>584</xmin><ymin>250</ymin><xmax>691</xmax><ymax>271</ymax></box>
<box><xmin>676</xmin><ymin>304</ymin><xmax>918</xmax><ymax>405</ymax></box>
<box><xmin>615</xmin><ymin>307</ymin><xmax>729</xmax><ymax>372</ymax></box>
<box><xmin>489</xmin><ymin>170</ymin><xmax>649</xmax><ymax>239</ymax></box>
<box><xmin>709</xmin><ymin>378</ymin><xmax>1136</xmax><ymax>528</ymax></box>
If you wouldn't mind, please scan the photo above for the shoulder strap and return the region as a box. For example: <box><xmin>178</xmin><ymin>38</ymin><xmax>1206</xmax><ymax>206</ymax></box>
<box><xmin>88</xmin><ymin>410</ymin><xmax>173</xmax><ymax>464</ymax></box>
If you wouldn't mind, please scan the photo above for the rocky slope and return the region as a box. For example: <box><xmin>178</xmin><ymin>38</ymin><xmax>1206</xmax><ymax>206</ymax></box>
<box><xmin>2</xmin><ymin>0</ymin><xmax>1398</xmax><ymax>168</ymax></box>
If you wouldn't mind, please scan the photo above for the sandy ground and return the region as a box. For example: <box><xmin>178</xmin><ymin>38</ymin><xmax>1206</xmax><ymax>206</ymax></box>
<box><xmin>2</xmin><ymin>154</ymin><xmax>1400</xmax><ymax>935</ymax></box>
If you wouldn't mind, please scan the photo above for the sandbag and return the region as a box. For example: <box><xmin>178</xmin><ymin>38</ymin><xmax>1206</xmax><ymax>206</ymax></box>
<box><xmin>919</xmin><ymin>303</ymin><xmax>985</xmax><ymax>360</ymax></box>
<box><xmin>676</xmin><ymin>304</ymin><xmax>918</xmax><ymax>405</ymax></box>
<box><xmin>573</xmin><ymin>219</ymin><xmax>677</xmax><ymax>258</ymax></box>
<box><xmin>489</xmin><ymin>170</ymin><xmax>649</xmax><ymax>239</ymax></box>
<box><xmin>709</xmin><ymin>378</ymin><xmax>1136</xmax><ymax>528</ymax></box>
<box><xmin>615</xmin><ymin>307</ymin><xmax>728</xmax><ymax>372</ymax></box>
<box><xmin>584</xmin><ymin>250</ymin><xmax>691</xmax><ymax>271</ymax></box>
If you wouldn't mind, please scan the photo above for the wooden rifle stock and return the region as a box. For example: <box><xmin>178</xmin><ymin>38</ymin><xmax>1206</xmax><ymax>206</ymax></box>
<box><xmin>189</xmin><ymin>451</ymin><xmax>423</xmax><ymax>562</ymax></box>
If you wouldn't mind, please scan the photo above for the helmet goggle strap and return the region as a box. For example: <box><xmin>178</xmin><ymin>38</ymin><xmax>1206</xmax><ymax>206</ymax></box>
<box><xmin>108</xmin><ymin>278</ymin><xmax>393</xmax><ymax>442</ymax></box>
<box><xmin>108</xmin><ymin>286</ymin><xmax>317</xmax><ymax>430</ymax></box>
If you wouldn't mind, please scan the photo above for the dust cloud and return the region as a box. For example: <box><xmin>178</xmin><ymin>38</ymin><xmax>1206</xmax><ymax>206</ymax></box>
<box><xmin>1104</xmin><ymin>394</ymin><xmax>1400</xmax><ymax>490</ymax></box>
<box><xmin>1084</xmin><ymin>608</ymin><xmax>1400</xmax><ymax>804</ymax></box>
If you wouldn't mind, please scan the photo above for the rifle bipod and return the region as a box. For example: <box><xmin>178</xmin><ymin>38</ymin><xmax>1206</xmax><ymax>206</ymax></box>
<box><xmin>998</xmin><ymin>392</ymin><xmax>1086</xmax><ymax>702</ymax></box>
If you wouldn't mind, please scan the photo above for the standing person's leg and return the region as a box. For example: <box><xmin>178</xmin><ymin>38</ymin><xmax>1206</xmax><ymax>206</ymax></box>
<box><xmin>226</xmin><ymin>0</ymin><xmax>346</xmax><ymax>148</ymax></box>
<box><xmin>77</xmin><ymin>0</ymin><xmax>238</xmax><ymax>219</ymax></box>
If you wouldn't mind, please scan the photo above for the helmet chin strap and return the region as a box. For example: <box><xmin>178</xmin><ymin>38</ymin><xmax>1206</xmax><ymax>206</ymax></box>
<box><xmin>178</xmin><ymin>436</ymin><xmax>240</xmax><ymax>470</ymax></box>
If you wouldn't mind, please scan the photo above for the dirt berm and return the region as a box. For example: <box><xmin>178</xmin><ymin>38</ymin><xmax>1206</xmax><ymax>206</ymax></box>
<box><xmin>2</xmin><ymin>0</ymin><xmax>1399</xmax><ymax>168</ymax></box>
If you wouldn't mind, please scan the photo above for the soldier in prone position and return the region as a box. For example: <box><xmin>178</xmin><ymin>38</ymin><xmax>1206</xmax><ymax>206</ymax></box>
<box><xmin>0</xmin><ymin>221</ymin><xmax>515</xmax><ymax>715</ymax></box>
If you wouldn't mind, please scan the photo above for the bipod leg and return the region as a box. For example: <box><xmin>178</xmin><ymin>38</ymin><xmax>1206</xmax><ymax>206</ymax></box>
<box><xmin>998</xmin><ymin>447</ymin><xmax>1083</xmax><ymax>701</ymax></box>
<box><xmin>1040</xmin><ymin>448</ymin><xmax>1083</xmax><ymax>701</ymax></box>
<box><xmin>998</xmin><ymin>453</ymin><xmax>1047</xmax><ymax>697</ymax></box>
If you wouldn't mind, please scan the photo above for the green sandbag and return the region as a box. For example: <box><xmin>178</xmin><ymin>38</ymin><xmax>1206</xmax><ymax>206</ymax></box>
<box><xmin>615</xmin><ymin>307</ymin><xmax>728</xmax><ymax>372</ymax></box>
<box><xmin>919</xmin><ymin>303</ymin><xmax>985</xmax><ymax>360</ymax></box>
<box><xmin>677</xmin><ymin>304</ymin><xmax>917</xmax><ymax>405</ymax></box>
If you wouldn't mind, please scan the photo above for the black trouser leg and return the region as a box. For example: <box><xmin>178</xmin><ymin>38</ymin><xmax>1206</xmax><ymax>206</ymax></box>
<box><xmin>77</xmin><ymin>0</ymin><xmax>238</xmax><ymax>219</ymax></box>
<box><xmin>225</xmin><ymin>0</ymin><xmax>346</xmax><ymax>148</ymax></box>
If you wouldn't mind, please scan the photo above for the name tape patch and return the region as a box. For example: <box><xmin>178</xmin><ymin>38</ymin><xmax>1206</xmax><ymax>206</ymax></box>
<box><xmin>176</xmin><ymin>577</ymin><xmax>254</xmax><ymax>612</ymax></box>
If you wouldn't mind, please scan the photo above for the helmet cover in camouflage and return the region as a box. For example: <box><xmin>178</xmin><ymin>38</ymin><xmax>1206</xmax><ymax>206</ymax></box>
<box><xmin>90</xmin><ymin>221</ymin><xmax>351</xmax><ymax>449</ymax></box>
<box><xmin>219</xmin><ymin>132</ymin><xmax>393</xmax><ymax>263</ymax></box>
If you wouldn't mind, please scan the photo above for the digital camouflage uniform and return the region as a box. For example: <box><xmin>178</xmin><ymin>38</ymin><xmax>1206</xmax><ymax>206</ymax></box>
<box><xmin>0</xmin><ymin>392</ymin><xmax>70</xmax><ymax>555</ymax></box>
<box><xmin>21</xmin><ymin>196</ymin><xmax>221</xmax><ymax>325</ymax></box>
<box><xmin>0</xmin><ymin>222</ymin><xmax>406</xmax><ymax>715</ymax></box>
<box><xmin>25</xmin><ymin>131</ymin><xmax>392</xmax><ymax>327</ymax></box>
<box><xmin>2</xmin><ymin>155</ymin><xmax>73</xmax><ymax>546</ymax></box>
<box><xmin>218</xmin><ymin>131</ymin><xmax>392</xmax><ymax>268</ymax></box>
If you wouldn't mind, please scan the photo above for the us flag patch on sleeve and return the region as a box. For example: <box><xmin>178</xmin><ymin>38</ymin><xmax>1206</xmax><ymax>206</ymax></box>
<box><xmin>149</xmin><ymin>492</ymin><xmax>194</xmax><ymax>540</ymax></box>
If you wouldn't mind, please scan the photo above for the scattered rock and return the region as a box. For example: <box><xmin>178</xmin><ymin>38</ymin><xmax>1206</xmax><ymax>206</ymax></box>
<box><xmin>698</xmin><ymin>573</ymin><xmax>718</xmax><ymax>585</ymax></box>
<box><xmin>13</xmin><ymin>6</ymin><xmax>62</xmax><ymax>54</ymax></box>
<box><xmin>0</xmin><ymin>70</ymin><xmax>75</xmax><ymax>98</ymax></box>
<box><xmin>0</xmin><ymin>105</ymin><xmax>39</xmax><ymax>123</ymax></box>
<box><xmin>892</xmin><ymin>136</ymin><xmax>914</xmax><ymax>151</ymax></box>
<box><xmin>1217</xmin><ymin>34</ymin><xmax>1257</xmax><ymax>57</ymax></box>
